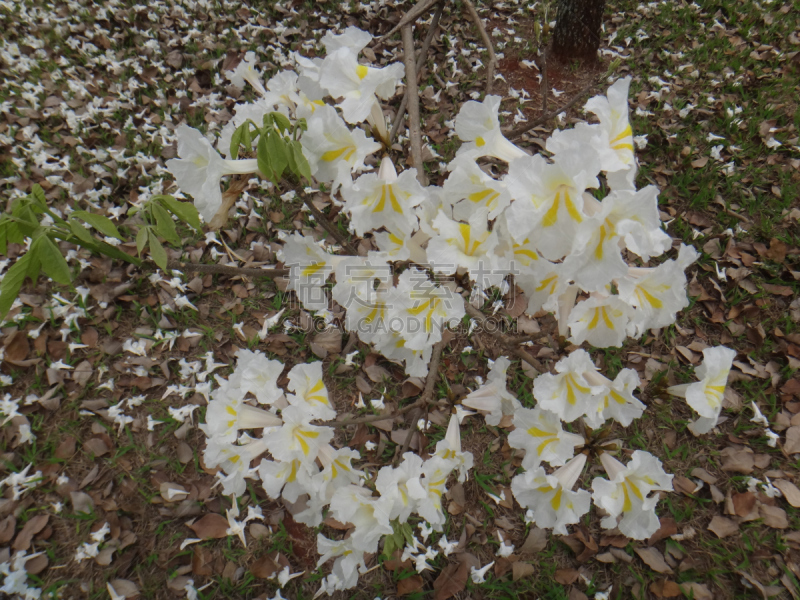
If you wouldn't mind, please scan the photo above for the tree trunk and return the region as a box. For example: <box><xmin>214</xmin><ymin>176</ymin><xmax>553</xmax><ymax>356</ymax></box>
<box><xmin>551</xmin><ymin>0</ymin><xmax>606</xmax><ymax>62</ymax></box>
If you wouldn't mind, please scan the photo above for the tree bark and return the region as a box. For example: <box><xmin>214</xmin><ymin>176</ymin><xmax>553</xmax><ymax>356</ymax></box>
<box><xmin>551</xmin><ymin>0</ymin><xmax>606</xmax><ymax>62</ymax></box>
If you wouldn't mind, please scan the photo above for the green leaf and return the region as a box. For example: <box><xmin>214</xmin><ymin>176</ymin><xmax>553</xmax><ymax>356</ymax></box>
<box><xmin>158</xmin><ymin>196</ymin><xmax>203</xmax><ymax>233</ymax></box>
<box><xmin>0</xmin><ymin>252</ymin><xmax>32</xmax><ymax>319</ymax></box>
<box><xmin>68</xmin><ymin>220</ymin><xmax>95</xmax><ymax>244</ymax></box>
<box><xmin>294</xmin><ymin>117</ymin><xmax>308</xmax><ymax>133</ymax></box>
<box><xmin>289</xmin><ymin>141</ymin><xmax>313</xmax><ymax>182</ymax></box>
<box><xmin>33</xmin><ymin>235</ymin><xmax>72</xmax><ymax>285</ymax></box>
<box><xmin>30</xmin><ymin>184</ymin><xmax>47</xmax><ymax>208</ymax></box>
<box><xmin>257</xmin><ymin>134</ymin><xmax>275</xmax><ymax>183</ymax></box>
<box><xmin>230</xmin><ymin>123</ymin><xmax>244</xmax><ymax>159</ymax></box>
<box><xmin>136</xmin><ymin>226</ymin><xmax>148</xmax><ymax>256</ymax></box>
<box><xmin>151</xmin><ymin>202</ymin><xmax>181</xmax><ymax>245</ymax></box>
<box><xmin>266</xmin><ymin>132</ymin><xmax>288</xmax><ymax>181</ymax></box>
<box><xmin>71</xmin><ymin>211</ymin><xmax>123</xmax><ymax>240</ymax></box>
<box><xmin>272</xmin><ymin>112</ymin><xmax>292</xmax><ymax>134</ymax></box>
<box><xmin>148</xmin><ymin>229</ymin><xmax>168</xmax><ymax>271</ymax></box>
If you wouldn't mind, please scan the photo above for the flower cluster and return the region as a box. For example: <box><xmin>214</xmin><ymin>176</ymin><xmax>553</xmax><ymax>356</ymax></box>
<box><xmin>199</xmin><ymin>349</ymin><xmax>472</xmax><ymax>595</ymax></box>
<box><xmin>167</xmin><ymin>23</ymin><xmax>738</xmax><ymax>592</ymax></box>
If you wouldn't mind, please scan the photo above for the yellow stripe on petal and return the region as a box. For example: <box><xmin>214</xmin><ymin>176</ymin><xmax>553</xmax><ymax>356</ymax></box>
<box><xmin>322</xmin><ymin>147</ymin><xmax>349</xmax><ymax>162</ymax></box>
<box><xmin>356</xmin><ymin>65</ymin><xmax>369</xmax><ymax>80</ymax></box>
<box><xmin>550</xmin><ymin>487</ymin><xmax>563</xmax><ymax>510</ymax></box>
<box><xmin>609</xmin><ymin>124</ymin><xmax>632</xmax><ymax>145</ymax></box>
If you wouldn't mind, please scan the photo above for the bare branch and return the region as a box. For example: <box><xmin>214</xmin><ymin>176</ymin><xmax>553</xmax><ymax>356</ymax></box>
<box><xmin>401</xmin><ymin>24</ymin><xmax>427</xmax><ymax>186</ymax></box>
<box><xmin>380</xmin><ymin>0</ymin><xmax>441</xmax><ymax>40</ymax></box>
<box><xmin>300</xmin><ymin>192</ymin><xmax>359</xmax><ymax>255</ymax></box>
<box><xmin>390</xmin><ymin>1</ymin><xmax>445</xmax><ymax>145</ymax></box>
<box><xmin>463</xmin><ymin>0</ymin><xmax>497</xmax><ymax>94</ymax></box>
<box><xmin>166</xmin><ymin>261</ymin><xmax>289</xmax><ymax>278</ymax></box>
<box><xmin>463</xmin><ymin>302</ymin><xmax>544</xmax><ymax>373</ymax></box>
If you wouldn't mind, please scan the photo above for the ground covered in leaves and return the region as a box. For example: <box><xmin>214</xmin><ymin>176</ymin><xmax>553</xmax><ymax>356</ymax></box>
<box><xmin>0</xmin><ymin>0</ymin><xmax>799</xmax><ymax>599</ymax></box>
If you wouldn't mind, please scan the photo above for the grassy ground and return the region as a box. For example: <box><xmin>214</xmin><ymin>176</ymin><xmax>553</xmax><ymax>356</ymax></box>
<box><xmin>0</xmin><ymin>0</ymin><xmax>799</xmax><ymax>599</ymax></box>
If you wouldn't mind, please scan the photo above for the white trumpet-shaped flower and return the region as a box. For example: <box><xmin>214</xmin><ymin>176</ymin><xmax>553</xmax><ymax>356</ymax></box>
<box><xmin>280</xmin><ymin>233</ymin><xmax>339</xmax><ymax>312</ymax></box>
<box><xmin>505</xmin><ymin>150</ymin><xmax>600</xmax><ymax>260</ymax></box>
<box><xmin>511</xmin><ymin>454</ymin><xmax>591</xmax><ymax>535</ymax></box>
<box><xmin>407</xmin><ymin>455</ymin><xmax>457</xmax><ymax>529</ymax></box>
<box><xmin>166</xmin><ymin>125</ymin><xmax>259</xmax><ymax>222</ymax></box>
<box><xmin>259</xmin><ymin>457</ymin><xmax>317</xmax><ymax>503</ymax></box>
<box><xmin>386</xmin><ymin>268</ymin><xmax>465</xmax><ymax>351</ymax></box>
<box><xmin>319</xmin><ymin>48</ymin><xmax>404</xmax><ymax>124</ymax></box>
<box><xmin>231</xmin><ymin>349</ymin><xmax>285</xmax><ymax>405</ymax></box>
<box><xmin>666</xmin><ymin>346</ymin><xmax>736</xmax><ymax>435</ymax></box>
<box><xmin>286</xmin><ymin>362</ymin><xmax>336</xmax><ymax>420</ymax></box>
<box><xmin>547</xmin><ymin>77</ymin><xmax>635</xmax><ymax>174</ymax></box>
<box><xmin>453</xmin><ymin>95</ymin><xmax>526</xmax><ymax>164</ymax></box>
<box><xmin>582</xmin><ymin>368</ymin><xmax>646</xmax><ymax>428</ymax></box>
<box><xmin>329</xmin><ymin>485</ymin><xmax>393</xmax><ymax>552</ymax></box>
<box><xmin>372</xmin><ymin>327</ymin><xmax>434</xmax><ymax>377</ymax></box>
<box><xmin>461</xmin><ymin>357</ymin><xmax>521</xmax><ymax>426</ymax></box>
<box><xmin>507</xmin><ymin>407</ymin><xmax>584</xmax><ymax>470</ymax></box>
<box><xmin>533</xmin><ymin>350</ymin><xmax>606</xmax><ymax>423</ymax></box>
<box><xmin>341</xmin><ymin>157</ymin><xmax>426</xmax><ymax>236</ymax></box>
<box><xmin>226</xmin><ymin>51</ymin><xmax>268</xmax><ymax>97</ymax></box>
<box><xmin>591</xmin><ymin>451</ymin><xmax>673</xmax><ymax>539</ymax></box>
<box><xmin>375</xmin><ymin>453</ymin><xmax>425</xmax><ymax>522</ymax></box>
<box><xmin>200</xmin><ymin>384</ymin><xmax>282</xmax><ymax>443</ymax></box>
<box><xmin>203</xmin><ymin>437</ymin><xmax>270</xmax><ymax>496</ymax></box>
<box><xmin>434</xmin><ymin>415</ymin><xmax>474</xmax><ymax>482</ymax></box>
<box><xmin>441</xmin><ymin>158</ymin><xmax>512</xmax><ymax>221</ymax></box>
<box><xmin>264</xmin><ymin>406</ymin><xmax>333</xmax><ymax>463</ymax></box>
<box><xmin>426</xmin><ymin>209</ymin><xmax>502</xmax><ymax>288</ymax></box>
<box><xmin>567</xmin><ymin>295</ymin><xmax>634</xmax><ymax>349</ymax></box>
<box><xmin>301</xmin><ymin>105</ymin><xmax>381</xmax><ymax>194</ymax></box>
<box><xmin>618</xmin><ymin>244</ymin><xmax>698</xmax><ymax>336</ymax></box>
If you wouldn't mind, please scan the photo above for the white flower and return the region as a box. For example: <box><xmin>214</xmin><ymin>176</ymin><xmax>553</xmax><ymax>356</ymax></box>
<box><xmin>453</xmin><ymin>95</ymin><xmax>526</xmax><ymax>163</ymax></box>
<box><xmin>301</xmin><ymin>105</ymin><xmax>381</xmax><ymax>194</ymax></box>
<box><xmin>200</xmin><ymin>383</ymin><xmax>282</xmax><ymax>443</ymax></box>
<box><xmin>511</xmin><ymin>454</ymin><xmax>591</xmax><ymax>535</ymax></box>
<box><xmin>508</xmin><ymin>407</ymin><xmax>584</xmax><ymax>469</ymax></box>
<box><xmin>582</xmin><ymin>368</ymin><xmax>646</xmax><ymax>428</ymax></box>
<box><xmin>433</xmin><ymin>415</ymin><xmax>474</xmax><ymax>482</ymax></box>
<box><xmin>533</xmin><ymin>350</ymin><xmax>605</xmax><ymax>423</ymax></box>
<box><xmin>264</xmin><ymin>406</ymin><xmax>334</xmax><ymax>464</ymax></box>
<box><xmin>286</xmin><ymin>362</ymin><xmax>336</xmax><ymax>420</ymax></box>
<box><xmin>279</xmin><ymin>232</ymin><xmax>338</xmax><ymax>312</ymax></box>
<box><xmin>166</xmin><ymin>125</ymin><xmax>259</xmax><ymax>222</ymax></box>
<box><xmin>341</xmin><ymin>157</ymin><xmax>426</xmax><ymax>236</ymax></box>
<box><xmin>666</xmin><ymin>346</ymin><xmax>736</xmax><ymax>435</ymax></box>
<box><xmin>441</xmin><ymin>158</ymin><xmax>511</xmax><ymax>222</ymax></box>
<box><xmin>319</xmin><ymin>48</ymin><xmax>404</xmax><ymax>124</ymax></box>
<box><xmin>461</xmin><ymin>356</ymin><xmax>521</xmax><ymax>426</ymax></box>
<box><xmin>226</xmin><ymin>51</ymin><xmax>269</xmax><ymax>97</ymax></box>
<box><xmin>505</xmin><ymin>149</ymin><xmax>600</xmax><ymax>260</ymax></box>
<box><xmin>618</xmin><ymin>244</ymin><xmax>698</xmax><ymax>336</ymax></box>
<box><xmin>426</xmin><ymin>209</ymin><xmax>502</xmax><ymax>289</ymax></box>
<box><xmin>385</xmin><ymin>268</ymin><xmax>465</xmax><ymax>351</ymax></box>
<box><xmin>567</xmin><ymin>295</ymin><xmax>634</xmax><ymax>349</ymax></box>
<box><xmin>232</xmin><ymin>349</ymin><xmax>286</xmax><ymax>405</ymax></box>
<box><xmin>591</xmin><ymin>451</ymin><xmax>673</xmax><ymax>539</ymax></box>
<box><xmin>470</xmin><ymin>561</ymin><xmax>495</xmax><ymax>584</ymax></box>
<box><xmin>329</xmin><ymin>485</ymin><xmax>393</xmax><ymax>553</ymax></box>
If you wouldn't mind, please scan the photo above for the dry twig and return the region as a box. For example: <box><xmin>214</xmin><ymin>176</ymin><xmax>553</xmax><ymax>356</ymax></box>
<box><xmin>165</xmin><ymin>261</ymin><xmax>289</xmax><ymax>278</ymax></box>
<box><xmin>401</xmin><ymin>24</ymin><xmax>427</xmax><ymax>185</ymax></box>
<box><xmin>380</xmin><ymin>0</ymin><xmax>441</xmax><ymax>39</ymax></box>
<box><xmin>464</xmin><ymin>302</ymin><xmax>544</xmax><ymax>373</ymax></box>
<box><xmin>301</xmin><ymin>192</ymin><xmax>359</xmax><ymax>254</ymax></box>
<box><xmin>389</xmin><ymin>1</ymin><xmax>445</xmax><ymax>144</ymax></box>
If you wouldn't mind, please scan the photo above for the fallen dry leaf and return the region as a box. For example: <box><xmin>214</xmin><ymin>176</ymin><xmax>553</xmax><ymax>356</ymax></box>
<box><xmin>784</xmin><ymin>426</ymin><xmax>800</xmax><ymax>455</ymax></box>
<box><xmin>773</xmin><ymin>479</ymin><xmax>800</xmax><ymax>507</ymax></box>
<box><xmin>519</xmin><ymin>527</ymin><xmax>548</xmax><ymax>554</ymax></box>
<box><xmin>732</xmin><ymin>492</ymin><xmax>757</xmax><ymax>517</ymax></box>
<box><xmin>433</xmin><ymin>561</ymin><xmax>468</xmax><ymax>600</ymax></box>
<box><xmin>189</xmin><ymin>514</ymin><xmax>230</xmax><ymax>539</ymax></box>
<box><xmin>678</xmin><ymin>582</ymin><xmax>713</xmax><ymax>600</ymax></box>
<box><xmin>108</xmin><ymin>579</ymin><xmax>139</xmax><ymax>599</ymax></box>
<box><xmin>650</xmin><ymin>579</ymin><xmax>682</xmax><ymax>598</ymax></box>
<box><xmin>635</xmin><ymin>546</ymin><xmax>673</xmax><ymax>574</ymax></box>
<box><xmin>397</xmin><ymin>575</ymin><xmax>425</xmax><ymax>596</ymax></box>
<box><xmin>555</xmin><ymin>568</ymin><xmax>580</xmax><ymax>585</ymax></box>
<box><xmin>760</xmin><ymin>504</ymin><xmax>788</xmax><ymax>529</ymax></box>
<box><xmin>512</xmin><ymin>561</ymin><xmax>535</xmax><ymax>581</ymax></box>
<box><xmin>251</xmin><ymin>553</ymin><xmax>281</xmax><ymax>579</ymax></box>
<box><xmin>13</xmin><ymin>514</ymin><xmax>49</xmax><ymax>551</ymax></box>
<box><xmin>708</xmin><ymin>515</ymin><xmax>739</xmax><ymax>538</ymax></box>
